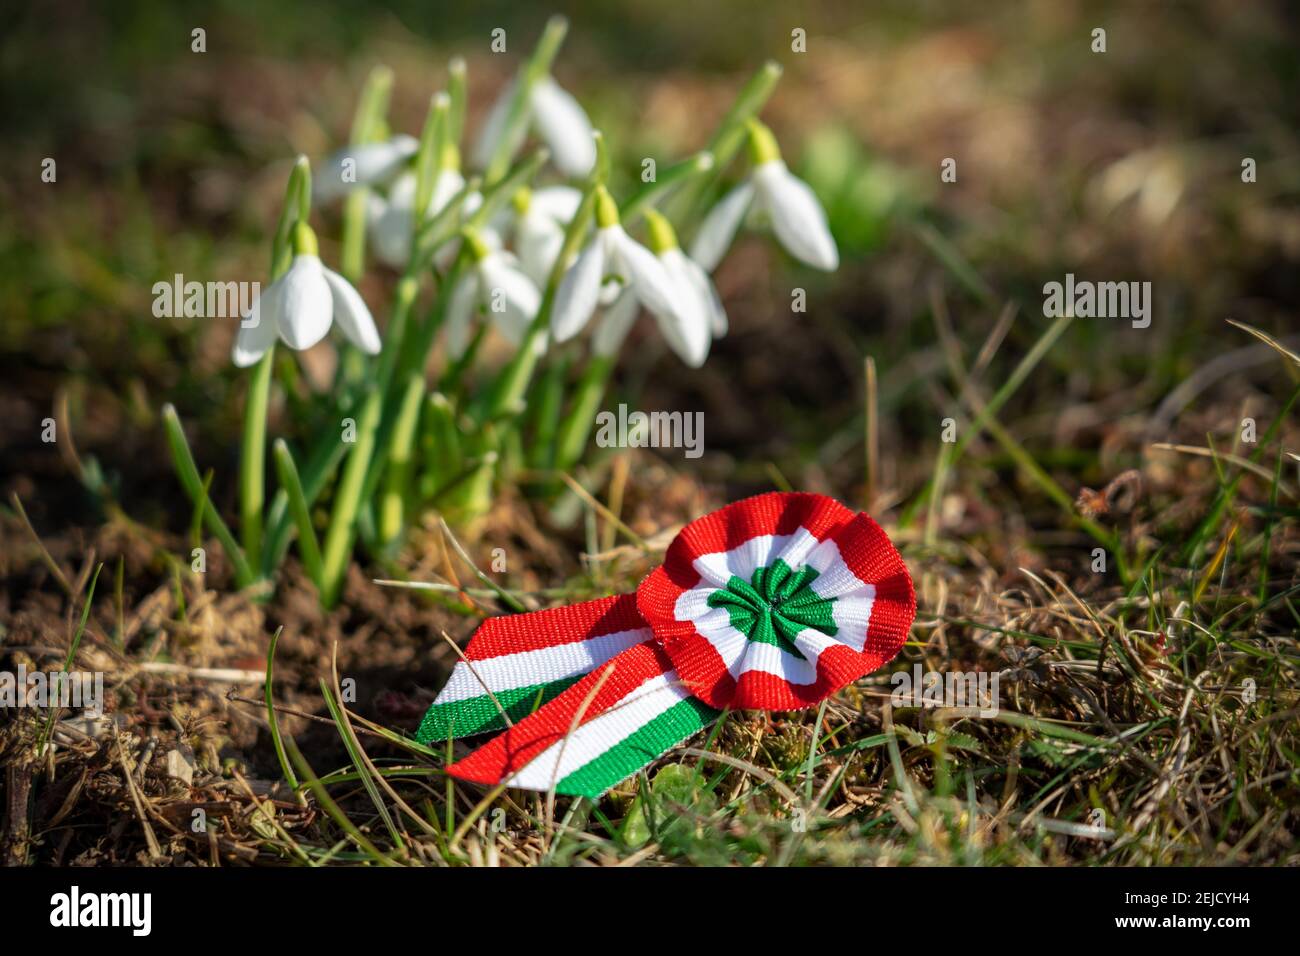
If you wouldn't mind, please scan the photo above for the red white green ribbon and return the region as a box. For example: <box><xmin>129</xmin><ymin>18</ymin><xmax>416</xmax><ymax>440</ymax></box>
<box><xmin>417</xmin><ymin>492</ymin><xmax>915</xmax><ymax>799</ymax></box>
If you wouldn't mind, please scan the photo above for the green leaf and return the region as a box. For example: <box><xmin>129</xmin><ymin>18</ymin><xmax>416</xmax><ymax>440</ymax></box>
<box><xmin>162</xmin><ymin>404</ymin><xmax>254</xmax><ymax>587</ymax></box>
<box><xmin>272</xmin><ymin>439</ymin><xmax>324</xmax><ymax>588</ymax></box>
<box><xmin>319</xmin><ymin>388</ymin><xmax>383</xmax><ymax>608</ymax></box>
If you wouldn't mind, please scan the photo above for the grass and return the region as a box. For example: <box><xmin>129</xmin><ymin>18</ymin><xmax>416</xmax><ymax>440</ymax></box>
<box><xmin>4</xmin><ymin>321</ymin><xmax>1296</xmax><ymax>865</ymax></box>
<box><xmin>2</xmin><ymin>2</ymin><xmax>1298</xmax><ymax>866</ymax></box>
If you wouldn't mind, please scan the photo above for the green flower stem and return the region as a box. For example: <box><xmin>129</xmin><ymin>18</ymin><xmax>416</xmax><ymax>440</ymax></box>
<box><xmin>439</xmin><ymin>323</ymin><xmax>490</xmax><ymax>399</ymax></box>
<box><xmin>620</xmin><ymin>150</ymin><xmax>714</xmax><ymax>226</ymax></box>
<box><xmin>374</xmin><ymin>276</ymin><xmax>419</xmax><ymax>395</ymax></box>
<box><xmin>419</xmin><ymin>392</ymin><xmax>463</xmax><ymax>501</ymax></box>
<box><xmin>671</xmin><ymin>60</ymin><xmax>782</xmax><ymax>224</ymax></box>
<box><xmin>711</xmin><ymin>61</ymin><xmax>784</xmax><ymax>157</ymax></box>
<box><xmin>359</xmin><ymin>155</ymin><xmax>535</xmax><ymax>523</ymax></box>
<box><xmin>272</xmin><ymin>438</ymin><xmax>324</xmax><ymax>588</ymax></box>
<box><xmin>342</xmin><ymin>165</ymin><xmax>376</xmax><ymax>284</ymax></box>
<box><xmin>240</xmin><ymin>157</ymin><xmax>312</xmax><ymax>581</ymax></box>
<box><xmin>270</xmin><ymin>156</ymin><xmax>312</xmax><ymax>278</ymax></box>
<box><xmin>162</xmin><ymin>404</ymin><xmax>254</xmax><ymax>588</ymax></box>
<box><xmin>412</xmin><ymin>93</ymin><xmax>451</xmax><ymax>239</ymax></box>
<box><xmin>480</xmin><ymin>181</ymin><xmax>598</xmax><ymax>422</ymax></box>
<box><xmin>554</xmin><ymin>352</ymin><xmax>616</xmax><ymax>475</ymax></box>
<box><xmin>408</xmin><ymin>175</ymin><xmax>479</xmax><ymax>277</ymax></box>
<box><xmin>447</xmin><ymin>57</ymin><xmax>467</xmax><ymax>142</ymax></box>
<box><xmin>357</xmin><ymin>250</ymin><xmax>469</xmax><ymax>522</ymax></box>
<box><xmin>341</xmin><ymin>65</ymin><xmax>394</xmax><ymax>283</ymax></box>
<box><xmin>240</xmin><ymin>349</ymin><xmax>274</xmax><ymax>569</ymax></box>
<box><xmin>320</xmin><ymin>388</ymin><xmax>382</xmax><ymax>608</ymax></box>
<box><xmin>401</xmin><ymin>149</ymin><xmax>546</xmax><ymax>394</ymax></box>
<box><xmin>527</xmin><ymin>354</ymin><xmax>568</xmax><ymax>470</ymax></box>
<box><xmin>483</xmin><ymin>15</ymin><xmax>569</xmax><ymax>185</ymax></box>
<box><xmin>379</xmin><ymin>374</ymin><xmax>426</xmax><ymax>546</ymax></box>
<box><xmin>467</xmin><ymin>147</ymin><xmax>549</xmax><ymax>235</ymax></box>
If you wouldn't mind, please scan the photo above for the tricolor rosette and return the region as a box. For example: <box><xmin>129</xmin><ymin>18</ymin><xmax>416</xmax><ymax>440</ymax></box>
<box><xmin>637</xmin><ymin>493</ymin><xmax>915</xmax><ymax>710</ymax></box>
<box><xmin>419</xmin><ymin>493</ymin><xmax>914</xmax><ymax>799</ymax></box>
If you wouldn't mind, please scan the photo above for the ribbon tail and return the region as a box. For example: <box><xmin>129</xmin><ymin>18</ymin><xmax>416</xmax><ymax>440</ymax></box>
<box><xmin>446</xmin><ymin>641</ymin><xmax>721</xmax><ymax>800</ymax></box>
<box><xmin>417</xmin><ymin>593</ymin><xmax>651</xmax><ymax>744</ymax></box>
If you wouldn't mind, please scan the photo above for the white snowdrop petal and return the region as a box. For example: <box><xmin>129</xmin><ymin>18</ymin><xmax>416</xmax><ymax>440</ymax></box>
<box><xmin>316</xmin><ymin>134</ymin><xmax>418</xmax><ymax>203</ymax></box>
<box><xmin>529</xmin><ymin>78</ymin><xmax>596</xmax><ymax>177</ymax></box>
<box><xmin>684</xmin><ymin>254</ymin><xmax>728</xmax><ymax>337</ymax></box>
<box><xmin>232</xmin><ymin>280</ymin><xmax>282</xmax><ymax>367</ymax></box>
<box><xmin>429</xmin><ymin>168</ymin><xmax>467</xmax><ymax>217</ymax></box>
<box><xmin>688</xmin><ymin>180</ymin><xmax>755</xmax><ymax>272</ymax></box>
<box><xmin>386</xmin><ymin>171</ymin><xmax>418</xmax><ymax>211</ymax></box>
<box><xmin>529</xmin><ymin>185</ymin><xmax>583</xmax><ymax>223</ymax></box>
<box><xmin>369</xmin><ymin>173</ymin><xmax>418</xmax><ymax>268</ymax></box>
<box><xmin>322</xmin><ymin>267</ymin><xmax>381</xmax><ymax>355</ymax></box>
<box><xmin>443</xmin><ymin>274</ymin><xmax>478</xmax><ymax>359</ymax></box>
<box><xmin>462</xmin><ymin>190</ymin><xmax>485</xmax><ymax>219</ymax></box>
<box><xmin>479</xmin><ymin>225</ymin><xmax>505</xmax><ymax>253</ymax></box>
<box><xmin>276</xmin><ymin>256</ymin><xmax>333</xmax><ymax>350</ymax></box>
<box><xmin>591</xmin><ymin>291</ymin><xmax>641</xmax><ymax>358</ymax></box>
<box><xmin>653</xmin><ymin>249</ymin><xmax>710</xmax><ymax>368</ymax></box>
<box><xmin>472</xmin><ymin>80</ymin><xmax>519</xmax><ymax>170</ymax></box>
<box><xmin>551</xmin><ymin>240</ymin><xmax>605</xmax><ymax>342</ymax></box>
<box><xmin>479</xmin><ymin>254</ymin><xmax>542</xmax><ymax>331</ymax></box>
<box><xmin>369</xmin><ymin>201</ymin><xmax>414</xmax><ymax>269</ymax></box>
<box><xmin>365</xmin><ymin>192</ymin><xmax>387</xmax><ymax>227</ymax></box>
<box><xmin>517</xmin><ymin>213</ymin><xmax>565</xmax><ymax>286</ymax></box>
<box><xmin>611</xmin><ymin>229</ymin><xmax>680</xmax><ymax>319</ymax></box>
<box><xmin>754</xmin><ymin>161</ymin><xmax>839</xmax><ymax>271</ymax></box>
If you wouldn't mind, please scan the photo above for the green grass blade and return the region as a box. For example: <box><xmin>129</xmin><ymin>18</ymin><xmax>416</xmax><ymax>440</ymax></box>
<box><xmin>38</xmin><ymin>562</ymin><xmax>102</xmax><ymax>756</ymax></box>
<box><xmin>263</xmin><ymin>626</ymin><xmax>299</xmax><ymax>790</ymax></box>
<box><xmin>272</xmin><ymin>439</ymin><xmax>324</xmax><ymax>588</ymax></box>
<box><xmin>162</xmin><ymin>403</ymin><xmax>254</xmax><ymax>587</ymax></box>
<box><xmin>320</xmin><ymin>388</ymin><xmax>382</xmax><ymax>607</ymax></box>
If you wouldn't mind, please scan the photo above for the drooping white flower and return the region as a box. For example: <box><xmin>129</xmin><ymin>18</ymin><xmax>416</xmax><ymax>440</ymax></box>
<box><xmin>690</xmin><ymin>119</ymin><xmax>838</xmax><ymax>273</ymax></box>
<box><xmin>368</xmin><ymin>166</ymin><xmax>469</xmax><ymax>269</ymax></box>
<box><xmin>592</xmin><ymin>210</ymin><xmax>726</xmax><ymax>368</ymax></box>
<box><xmin>444</xmin><ymin>230</ymin><xmax>543</xmax><ymax>358</ymax></box>
<box><xmin>315</xmin><ymin>134</ymin><xmax>419</xmax><ymax>204</ymax></box>
<box><xmin>493</xmin><ymin>185</ymin><xmax>582</xmax><ymax>285</ymax></box>
<box><xmin>551</xmin><ymin>187</ymin><xmax>684</xmax><ymax>344</ymax></box>
<box><xmin>232</xmin><ymin>223</ymin><xmax>380</xmax><ymax>367</ymax></box>
<box><xmin>474</xmin><ymin>77</ymin><xmax>595</xmax><ymax>177</ymax></box>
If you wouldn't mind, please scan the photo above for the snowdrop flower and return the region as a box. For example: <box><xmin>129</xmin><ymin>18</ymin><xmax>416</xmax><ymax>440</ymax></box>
<box><xmin>690</xmin><ymin>119</ymin><xmax>838</xmax><ymax>273</ymax></box>
<box><xmin>232</xmin><ymin>223</ymin><xmax>380</xmax><ymax>367</ymax></box>
<box><xmin>368</xmin><ymin>155</ymin><xmax>470</xmax><ymax>269</ymax></box>
<box><xmin>474</xmin><ymin>77</ymin><xmax>595</xmax><ymax>177</ymax></box>
<box><xmin>551</xmin><ymin>186</ymin><xmax>684</xmax><ymax>345</ymax></box>
<box><xmin>496</xmin><ymin>185</ymin><xmax>582</xmax><ymax>285</ymax></box>
<box><xmin>315</xmin><ymin>134</ymin><xmax>419</xmax><ymax>204</ymax></box>
<box><xmin>592</xmin><ymin>210</ymin><xmax>726</xmax><ymax>368</ymax></box>
<box><xmin>444</xmin><ymin>230</ymin><xmax>543</xmax><ymax>358</ymax></box>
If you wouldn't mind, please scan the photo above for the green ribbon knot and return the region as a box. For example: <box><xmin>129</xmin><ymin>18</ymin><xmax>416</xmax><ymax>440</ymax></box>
<box><xmin>706</xmin><ymin>559</ymin><xmax>838</xmax><ymax>660</ymax></box>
